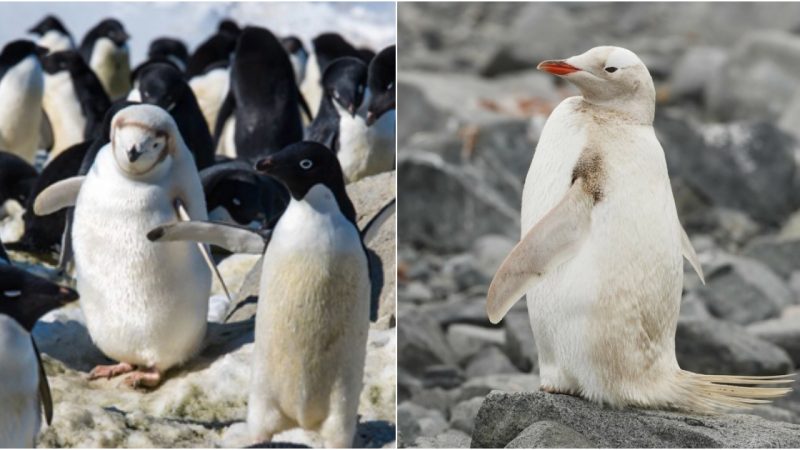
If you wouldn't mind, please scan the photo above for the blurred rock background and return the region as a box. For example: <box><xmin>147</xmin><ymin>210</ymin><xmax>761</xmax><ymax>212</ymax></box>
<box><xmin>397</xmin><ymin>2</ymin><xmax>800</xmax><ymax>447</ymax></box>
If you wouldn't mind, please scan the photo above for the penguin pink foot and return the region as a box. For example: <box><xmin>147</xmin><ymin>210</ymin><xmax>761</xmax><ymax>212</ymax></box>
<box><xmin>123</xmin><ymin>367</ymin><xmax>162</xmax><ymax>389</ymax></box>
<box><xmin>88</xmin><ymin>362</ymin><xmax>135</xmax><ymax>380</ymax></box>
<box><xmin>540</xmin><ymin>385</ymin><xmax>579</xmax><ymax>397</ymax></box>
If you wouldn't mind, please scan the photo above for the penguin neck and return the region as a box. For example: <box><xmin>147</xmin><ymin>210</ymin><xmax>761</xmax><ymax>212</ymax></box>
<box><xmin>579</xmin><ymin>95</ymin><xmax>654</xmax><ymax>126</ymax></box>
<box><xmin>318</xmin><ymin>93</ymin><xmax>341</xmax><ymax>122</ymax></box>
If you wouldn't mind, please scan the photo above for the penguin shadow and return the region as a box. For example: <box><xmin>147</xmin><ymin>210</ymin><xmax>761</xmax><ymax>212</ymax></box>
<box><xmin>247</xmin><ymin>420</ymin><xmax>396</xmax><ymax>449</ymax></box>
<box><xmin>33</xmin><ymin>317</ymin><xmax>114</xmax><ymax>372</ymax></box>
<box><xmin>368</xmin><ymin>248</ymin><xmax>384</xmax><ymax>322</ymax></box>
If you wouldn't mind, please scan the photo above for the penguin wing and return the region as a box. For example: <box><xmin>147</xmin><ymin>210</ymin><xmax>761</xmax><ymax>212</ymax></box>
<box><xmin>40</xmin><ymin>109</ymin><xmax>54</xmax><ymax>152</ymax></box>
<box><xmin>33</xmin><ymin>176</ymin><xmax>85</xmax><ymax>216</ymax></box>
<box><xmin>680</xmin><ymin>224</ymin><xmax>705</xmax><ymax>284</ymax></box>
<box><xmin>147</xmin><ymin>219</ymin><xmax>267</xmax><ymax>254</ymax></box>
<box><xmin>32</xmin><ymin>339</ymin><xmax>53</xmax><ymax>425</ymax></box>
<box><xmin>486</xmin><ymin>179</ymin><xmax>594</xmax><ymax>324</ymax></box>
<box><xmin>297</xmin><ymin>85</ymin><xmax>314</xmax><ymax>122</ymax></box>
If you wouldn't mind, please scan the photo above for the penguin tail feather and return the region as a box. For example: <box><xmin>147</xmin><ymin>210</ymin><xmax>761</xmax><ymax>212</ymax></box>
<box><xmin>674</xmin><ymin>370</ymin><xmax>794</xmax><ymax>414</ymax></box>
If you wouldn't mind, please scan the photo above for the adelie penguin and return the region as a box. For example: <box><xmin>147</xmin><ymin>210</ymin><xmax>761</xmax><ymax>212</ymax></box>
<box><xmin>79</xmin><ymin>18</ymin><xmax>131</xmax><ymax>100</ymax></box>
<box><xmin>147</xmin><ymin>37</ymin><xmax>189</xmax><ymax>72</ymax></box>
<box><xmin>40</xmin><ymin>50</ymin><xmax>111</xmax><ymax>159</ymax></box>
<box><xmin>0</xmin><ymin>151</ymin><xmax>38</xmax><ymax>207</ymax></box>
<box><xmin>28</xmin><ymin>15</ymin><xmax>75</xmax><ymax>53</ymax></box>
<box><xmin>185</xmin><ymin>19</ymin><xmax>240</xmax><ymax>79</ymax></box>
<box><xmin>138</xmin><ymin>62</ymin><xmax>215</xmax><ymax>170</ymax></box>
<box><xmin>301</xmin><ymin>32</ymin><xmax>361</xmax><ymax>118</ymax></box>
<box><xmin>281</xmin><ymin>36</ymin><xmax>308</xmax><ymax>87</ymax></box>
<box><xmin>147</xmin><ymin>141</ymin><xmax>373</xmax><ymax>447</ymax></box>
<box><xmin>214</xmin><ymin>26</ymin><xmax>304</xmax><ymax>162</ymax></box>
<box><xmin>0</xmin><ymin>263</ymin><xmax>78</xmax><ymax>447</ymax></box>
<box><xmin>0</xmin><ymin>40</ymin><xmax>46</xmax><ymax>164</ymax></box>
<box><xmin>308</xmin><ymin>57</ymin><xmax>392</xmax><ymax>183</ymax></box>
<box><xmin>365</xmin><ymin>45</ymin><xmax>395</xmax><ymax>126</ymax></box>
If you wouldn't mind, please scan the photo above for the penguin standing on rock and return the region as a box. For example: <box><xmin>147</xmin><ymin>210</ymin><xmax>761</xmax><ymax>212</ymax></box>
<box><xmin>0</xmin><ymin>40</ymin><xmax>46</xmax><ymax>163</ymax></box>
<box><xmin>487</xmin><ymin>46</ymin><xmax>793</xmax><ymax>413</ymax></box>
<box><xmin>28</xmin><ymin>15</ymin><xmax>75</xmax><ymax>53</ymax></box>
<box><xmin>79</xmin><ymin>18</ymin><xmax>131</xmax><ymax>100</ymax></box>
<box><xmin>0</xmin><ymin>263</ymin><xmax>78</xmax><ymax>447</ymax></box>
<box><xmin>33</xmin><ymin>104</ymin><xmax>211</xmax><ymax>388</ymax></box>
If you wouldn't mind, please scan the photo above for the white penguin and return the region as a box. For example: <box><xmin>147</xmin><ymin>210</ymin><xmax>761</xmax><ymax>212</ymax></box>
<box><xmin>0</xmin><ymin>263</ymin><xmax>78</xmax><ymax>447</ymax></box>
<box><xmin>487</xmin><ymin>46</ymin><xmax>793</xmax><ymax>413</ymax></box>
<box><xmin>147</xmin><ymin>141</ymin><xmax>371</xmax><ymax>447</ymax></box>
<box><xmin>33</xmin><ymin>104</ymin><xmax>211</xmax><ymax>388</ymax></box>
<box><xmin>0</xmin><ymin>41</ymin><xmax>45</xmax><ymax>164</ymax></box>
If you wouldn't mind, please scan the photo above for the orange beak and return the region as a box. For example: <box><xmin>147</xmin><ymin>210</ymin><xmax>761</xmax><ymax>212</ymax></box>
<box><xmin>537</xmin><ymin>60</ymin><xmax>580</xmax><ymax>76</ymax></box>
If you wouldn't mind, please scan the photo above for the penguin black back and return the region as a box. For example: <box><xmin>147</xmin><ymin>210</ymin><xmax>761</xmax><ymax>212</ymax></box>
<box><xmin>185</xmin><ymin>19</ymin><xmax>240</xmax><ymax>78</ymax></box>
<box><xmin>218</xmin><ymin>26</ymin><xmax>303</xmax><ymax>162</ymax></box>
<box><xmin>148</xmin><ymin>38</ymin><xmax>189</xmax><ymax>71</ymax></box>
<box><xmin>312</xmin><ymin>33</ymin><xmax>360</xmax><ymax>73</ymax></box>
<box><xmin>307</xmin><ymin>57</ymin><xmax>368</xmax><ymax>151</ymax></box>
<box><xmin>28</xmin><ymin>15</ymin><xmax>71</xmax><ymax>38</ymax></box>
<box><xmin>0</xmin><ymin>40</ymin><xmax>45</xmax><ymax>81</ymax></box>
<box><xmin>78</xmin><ymin>18</ymin><xmax>128</xmax><ymax>63</ymax></box>
<box><xmin>138</xmin><ymin>63</ymin><xmax>214</xmax><ymax>169</ymax></box>
<box><xmin>0</xmin><ymin>151</ymin><xmax>37</xmax><ymax>205</ymax></box>
<box><xmin>40</xmin><ymin>50</ymin><xmax>111</xmax><ymax>140</ymax></box>
<box><xmin>366</xmin><ymin>45</ymin><xmax>395</xmax><ymax>125</ymax></box>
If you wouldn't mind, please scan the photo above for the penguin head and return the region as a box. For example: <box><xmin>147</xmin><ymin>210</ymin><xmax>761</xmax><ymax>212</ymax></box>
<box><xmin>28</xmin><ymin>15</ymin><xmax>70</xmax><ymax>37</ymax></box>
<box><xmin>138</xmin><ymin>62</ymin><xmax>188</xmax><ymax>112</ymax></box>
<box><xmin>0</xmin><ymin>265</ymin><xmax>78</xmax><ymax>332</ymax></box>
<box><xmin>0</xmin><ymin>40</ymin><xmax>47</xmax><ymax>69</ymax></box>
<box><xmin>218</xmin><ymin>19</ymin><xmax>241</xmax><ymax>38</ymax></box>
<box><xmin>92</xmin><ymin>19</ymin><xmax>129</xmax><ymax>47</ymax></box>
<box><xmin>281</xmin><ymin>36</ymin><xmax>306</xmax><ymax>58</ymax></box>
<box><xmin>366</xmin><ymin>45</ymin><xmax>395</xmax><ymax>126</ymax></box>
<box><xmin>40</xmin><ymin>50</ymin><xmax>83</xmax><ymax>75</ymax></box>
<box><xmin>322</xmin><ymin>57</ymin><xmax>368</xmax><ymax>117</ymax></box>
<box><xmin>538</xmin><ymin>46</ymin><xmax>655</xmax><ymax>121</ymax></box>
<box><xmin>148</xmin><ymin>38</ymin><xmax>189</xmax><ymax>71</ymax></box>
<box><xmin>110</xmin><ymin>104</ymin><xmax>181</xmax><ymax>178</ymax></box>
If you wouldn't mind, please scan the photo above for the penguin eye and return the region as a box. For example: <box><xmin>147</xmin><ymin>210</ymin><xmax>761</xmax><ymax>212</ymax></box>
<box><xmin>299</xmin><ymin>159</ymin><xmax>313</xmax><ymax>170</ymax></box>
<box><xmin>3</xmin><ymin>290</ymin><xmax>21</xmax><ymax>298</ymax></box>
<box><xmin>604</xmin><ymin>67</ymin><xmax>618</xmax><ymax>73</ymax></box>
<box><xmin>387</xmin><ymin>82</ymin><xmax>394</xmax><ymax>90</ymax></box>
<box><xmin>232</xmin><ymin>197</ymin><xmax>241</xmax><ymax>206</ymax></box>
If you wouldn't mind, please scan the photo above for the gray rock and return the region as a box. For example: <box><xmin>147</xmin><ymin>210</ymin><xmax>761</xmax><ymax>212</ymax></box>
<box><xmin>747</xmin><ymin>316</ymin><xmax>800</xmax><ymax>365</ymax></box>
<box><xmin>471</xmin><ymin>391</ymin><xmax>800</xmax><ymax>448</ymax></box>
<box><xmin>414</xmin><ymin>429</ymin><xmax>471</xmax><ymax>449</ymax></box>
<box><xmin>695</xmin><ymin>257</ymin><xmax>791</xmax><ymax>324</ymax></box>
<box><xmin>446</xmin><ymin>324</ymin><xmax>505</xmax><ymax>363</ymax></box>
<box><xmin>398</xmin><ymin>402</ymin><xmax>449</xmax><ymax>446</ymax></box>
<box><xmin>399</xmin><ymin>307</ymin><xmax>456</xmax><ymax>376</ymax></box>
<box><xmin>778</xmin><ymin>90</ymin><xmax>800</xmax><ymax>141</ymax></box>
<box><xmin>442</xmin><ymin>254</ymin><xmax>491</xmax><ymax>292</ymax></box>
<box><xmin>450</xmin><ymin>397</ymin><xmax>485</xmax><ymax>435</ymax></box>
<box><xmin>503</xmin><ymin>309</ymin><xmax>538</xmax><ymax>373</ymax></box>
<box><xmin>745</xmin><ymin>237</ymin><xmax>800</xmax><ymax>280</ymax></box>
<box><xmin>678</xmin><ymin>292</ymin><xmax>712</xmax><ymax>320</ymax></box>
<box><xmin>422</xmin><ymin>364</ymin><xmax>466</xmax><ymax>390</ymax></box>
<box><xmin>749</xmin><ymin>405</ymin><xmax>800</xmax><ymax>425</ymax></box>
<box><xmin>465</xmin><ymin>346</ymin><xmax>520</xmax><ymax>378</ymax></box>
<box><xmin>505</xmin><ymin>420</ymin><xmax>593</xmax><ymax>448</ymax></box>
<box><xmin>656</xmin><ymin>111</ymin><xmax>800</xmax><ymax>226</ymax></box>
<box><xmin>675</xmin><ymin>318</ymin><xmax>794</xmax><ymax>376</ymax></box>
<box><xmin>471</xmin><ymin>235</ymin><xmax>516</xmax><ymax>281</ymax></box>
<box><xmin>426</xmin><ymin>295</ymin><xmax>493</xmax><ymax>328</ymax></box>
<box><xmin>457</xmin><ymin>373</ymin><xmax>540</xmax><ymax>404</ymax></box>
<box><xmin>668</xmin><ymin>46</ymin><xmax>728</xmax><ymax>101</ymax></box>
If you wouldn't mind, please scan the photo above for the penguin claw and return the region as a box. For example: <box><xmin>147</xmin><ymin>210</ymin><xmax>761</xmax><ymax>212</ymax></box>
<box><xmin>123</xmin><ymin>368</ymin><xmax>162</xmax><ymax>389</ymax></box>
<box><xmin>88</xmin><ymin>362</ymin><xmax>135</xmax><ymax>380</ymax></box>
<box><xmin>540</xmin><ymin>385</ymin><xmax>579</xmax><ymax>397</ymax></box>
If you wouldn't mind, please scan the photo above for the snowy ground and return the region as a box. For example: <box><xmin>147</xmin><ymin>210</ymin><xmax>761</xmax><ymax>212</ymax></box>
<box><xmin>0</xmin><ymin>2</ymin><xmax>396</xmax><ymax>64</ymax></box>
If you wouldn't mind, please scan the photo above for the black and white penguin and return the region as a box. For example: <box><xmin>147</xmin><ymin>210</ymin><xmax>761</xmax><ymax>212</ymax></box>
<box><xmin>40</xmin><ymin>50</ymin><xmax>111</xmax><ymax>158</ymax></box>
<box><xmin>79</xmin><ymin>18</ymin><xmax>131</xmax><ymax>100</ymax></box>
<box><xmin>147</xmin><ymin>37</ymin><xmax>189</xmax><ymax>72</ymax></box>
<box><xmin>281</xmin><ymin>36</ymin><xmax>308</xmax><ymax>86</ymax></box>
<box><xmin>185</xmin><ymin>19</ymin><xmax>240</xmax><ymax>79</ymax></box>
<box><xmin>138</xmin><ymin>62</ymin><xmax>215</xmax><ymax>170</ymax></box>
<box><xmin>0</xmin><ymin>40</ymin><xmax>46</xmax><ymax>163</ymax></box>
<box><xmin>199</xmin><ymin>161</ymin><xmax>269</xmax><ymax>226</ymax></box>
<box><xmin>301</xmin><ymin>32</ymin><xmax>361</xmax><ymax>118</ymax></box>
<box><xmin>366</xmin><ymin>45</ymin><xmax>395</xmax><ymax>126</ymax></box>
<box><xmin>28</xmin><ymin>15</ymin><xmax>75</xmax><ymax>53</ymax></box>
<box><xmin>0</xmin><ymin>264</ymin><xmax>78</xmax><ymax>447</ymax></box>
<box><xmin>0</xmin><ymin>151</ymin><xmax>38</xmax><ymax>207</ymax></box>
<box><xmin>214</xmin><ymin>26</ymin><xmax>303</xmax><ymax>162</ymax></box>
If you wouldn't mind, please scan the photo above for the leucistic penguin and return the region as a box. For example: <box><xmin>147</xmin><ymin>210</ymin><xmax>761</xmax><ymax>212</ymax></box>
<box><xmin>28</xmin><ymin>15</ymin><xmax>75</xmax><ymax>53</ymax></box>
<box><xmin>487</xmin><ymin>46</ymin><xmax>793</xmax><ymax>413</ymax></box>
<box><xmin>33</xmin><ymin>104</ymin><xmax>211</xmax><ymax>388</ymax></box>
<box><xmin>0</xmin><ymin>40</ymin><xmax>46</xmax><ymax>163</ymax></box>
<box><xmin>0</xmin><ymin>263</ymin><xmax>78</xmax><ymax>447</ymax></box>
<box><xmin>79</xmin><ymin>18</ymin><xmax>131</xmax><ymax>100</ymax></box>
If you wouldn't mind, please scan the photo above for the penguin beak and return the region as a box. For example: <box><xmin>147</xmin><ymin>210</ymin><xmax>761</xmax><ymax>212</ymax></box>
<box><xmin>34</xmin><ymin>46</ymin><xmax>49</xmax><ymax>58</ymax></box>
<box><xmin>254</xmin><ymin>157</ymin><xmax>275</xmax><ymax>173</ymax></box>
<box><xmin>58</xmin><ymin>286</ymin><xmax>79</xmax><ymax>304</ymax></box>
<box><xmin>127</xmin><ymin>146</ymin><xmax>142</xmax><ymax>163</ymax></box>
<box><xmin>537</xmin><ymin>60</ymin><xmax>580</xmax><ymax>76</ymax></box>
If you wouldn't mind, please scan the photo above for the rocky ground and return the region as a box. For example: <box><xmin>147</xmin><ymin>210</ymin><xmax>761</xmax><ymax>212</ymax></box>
<box><xmin>11</xmin><ymin>172</ymin><xmax>396</xmax><ymax>448</ymax></box>
<box><xmin>397</xmin><ymin>3</ymin><xmax>800</xmax><ymax>448</ymax></box>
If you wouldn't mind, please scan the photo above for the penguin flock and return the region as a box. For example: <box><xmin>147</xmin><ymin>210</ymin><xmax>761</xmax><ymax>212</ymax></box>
<box><xmin>0</xmin><ymin>13</ymin><xmax>395</xmax><ymax>448</ymax></box>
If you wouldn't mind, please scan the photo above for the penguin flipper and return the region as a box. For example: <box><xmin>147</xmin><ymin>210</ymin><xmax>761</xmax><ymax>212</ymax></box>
<box><xmin>487</xmin><ymin>179</ymin><xmax>594</xmax><ymax>324</ymax></box>
<box><xmin>147</xmin><ymin>220</ymin><xmax>267</xmax><ymax>255</ymax></box>
<box><xmin>680</xmin><ymin>225</ymin><xmax>705</xmax><ymax>284</ymax></box>
<box><xmin>33</xmin><ymin>176</ymin><xmax>86</xmax><ymax>216</ymax></box>
<box><xmin>40</xmin><ymin>109</ymin><xmax>54</xmax><ymax>152</ymax></box>
<box><xmin>32</xmin><ymin>339</ymin><xmax>53</xmax><ymax>425</ymax></box>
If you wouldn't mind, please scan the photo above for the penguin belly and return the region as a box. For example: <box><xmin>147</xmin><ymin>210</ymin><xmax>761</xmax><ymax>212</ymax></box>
<box><xmin>335</xmin><ymin>107</ymin><xmax>375</xmax><ymax>183</ymax></box>
<box><xmin>249</xmin><ymin>194</ymin><xmax>369</xmax><ymax>440</ymax></box>
<box><xmin>300</xmin><ymin>51</ymin><xmax>322</xmax><ymax>119</ymax></box>
<box><xmin>72</xmin><ymin>155</ymin><xmax>210</xmax><ymax>370</ymax></box>
<box><xmin>90</xmin><ymin>38</ymin><xmax>131</xmax><ymax>100</ymax></box>
<box><xmin>189</xmin><ymin>67</ymin><xmax>229</xmax><ymax>133</ymax></box>
<box><xmin>0</xmin><ymin>57</ymin><xmax>44</xmax><ymax>163</ymax></box>
<box><xmin>43</xmin><ymin>71</ymin><xmax>86</xmax><ymax>160</ymax></box>
<box><xmin>0</xmin><ymin>316</ymin><xmax>41</xmax><ymax>447</ymax></box>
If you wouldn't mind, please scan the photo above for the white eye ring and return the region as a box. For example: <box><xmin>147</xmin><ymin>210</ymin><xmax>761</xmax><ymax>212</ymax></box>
<box><xmin>4</xmin><ymin>290</ymin><xmax>21</xmax><ymax>298</ymax></box>
<box><xmin>387</xmin><ymin>82</ymin><xmax>394</xmax><ymax>90</ymax></box>
<box><xmin>299</xmin><ymin>159</ymin><xmax>313</xmax><ymax>170</ymax></box>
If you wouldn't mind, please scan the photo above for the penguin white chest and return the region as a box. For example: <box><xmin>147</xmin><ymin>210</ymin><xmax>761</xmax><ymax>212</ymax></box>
<box><xmin>250</xmin><ymin>184</ymin><xmax>369</xmax><ymax>433</ymax></box>
<box><xmin>189</xmin><ymin>67</ymin><xmax>230</xmax><ymax>132</ymax></box>
<box><xmin>90</xmin><ymin>38</ymin><xmax>130</xmax><ymax>99</ymax></box>
<box><xmin>38</xmin><ymin>31</ymin><xmax>73</xmax><ymax>53</ymax></box>
<box><xmin>71</xmin><ymin>149</ymin><xmax>210</xmax><ymax>370</ymax></box>
<box><xmin>334</xmin><ymin>103</ymin><xmax>374</xmax><ymax>183</ymax></box>
<box><xmin>0</xmin><ymin>316</ymin><xmax>40</xmax><ymax>447</ymax></box>
<box><xmin>43</xmin><ymin>71</ymin><xmax>86</xmax><ymax>157</ymax></box>
<box><xmin>0</xmin><ymin>56</ymin><xmax>44</xmax><ymax>161</ymax></box>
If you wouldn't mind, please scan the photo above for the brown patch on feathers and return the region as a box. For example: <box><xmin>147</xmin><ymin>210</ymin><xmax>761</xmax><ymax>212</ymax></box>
<box><xmin>571</xmin><ymin>148</ymin><xmax>605</xmax><ymax>203</ymax></box>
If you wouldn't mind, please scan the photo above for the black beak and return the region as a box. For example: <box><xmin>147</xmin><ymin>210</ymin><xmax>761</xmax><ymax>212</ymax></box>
<box><xmin>254</xmin><ymin>157</ymin><xmax>275</xmax><ymax>174</ymax></box>
<box><xmin>59</xmin><ymin>286</ymin><xmax>79</xmax><ymax>303</ymax></box>
<box><xmin>127</xmin><ymin>146</ymin><xmax>141</xmax><ymax>162</ymax></box>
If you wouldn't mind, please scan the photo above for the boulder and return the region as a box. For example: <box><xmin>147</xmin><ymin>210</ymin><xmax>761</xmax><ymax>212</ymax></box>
<box><xmin>747</xmin><ymin>317</ymin><xmax>800</xmax><ymax>365</ymax></box>
<box><xmin>471</xmin><ymin>391</ymin><xmax>800</xmax><ymax>448</ymax></box>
